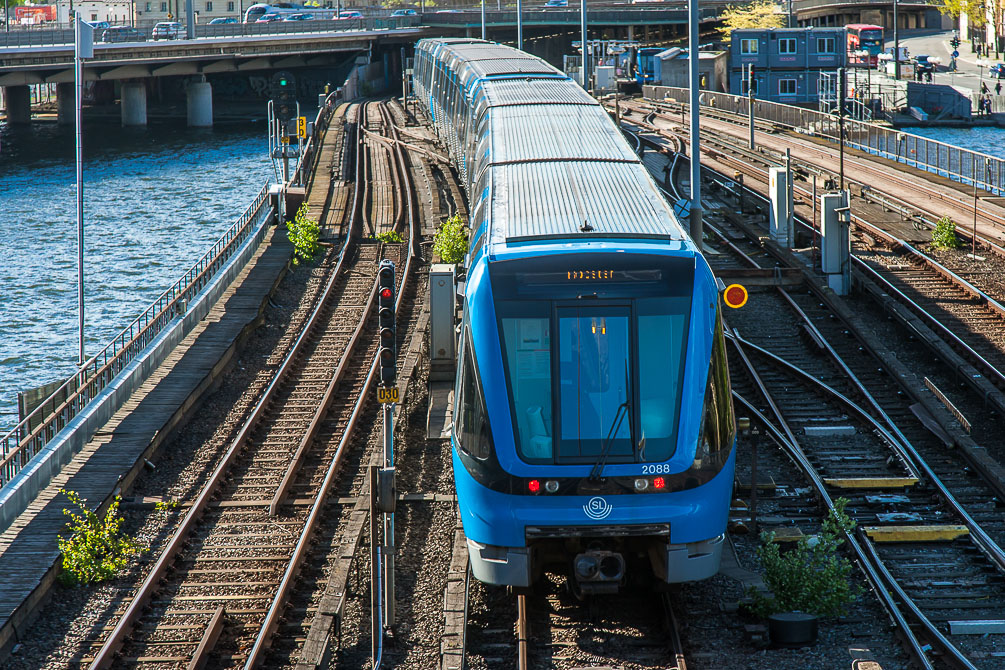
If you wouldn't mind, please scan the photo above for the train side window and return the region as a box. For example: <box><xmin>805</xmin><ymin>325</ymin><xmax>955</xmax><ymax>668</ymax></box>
<box><xmin>455</xmin><ymin>332</ymin><xmax>493</xmax><ymax>460</ymax></box>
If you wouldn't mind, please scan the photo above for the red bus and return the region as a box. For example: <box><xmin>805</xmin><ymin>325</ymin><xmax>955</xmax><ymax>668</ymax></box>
<box><xmin>847</xmin><ymin>24</ymin><xmax>884</xmax><ymax>66</ymax></box>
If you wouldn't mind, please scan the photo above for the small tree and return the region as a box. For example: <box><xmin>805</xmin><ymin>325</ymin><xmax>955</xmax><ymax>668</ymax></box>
<box><xmin>58</xmin><ymin>489</ymin><xmax>144</xmax><ymax>587</ymax></box>
<box><xmin>286</xmin><ymin>203</ymin><xmax>321</xmax><ymax>265</ymax></box>
<box><xmin>747</xmin><ymin>498</ymin><xmax>861</xmax><ymax>617</ymax></box>
<box><xmin>931</xmin><ymin>215</ymin><xmax>962</xmax><ymax>249</ymax></box>
<box><xmin>433</xmin><ymin>214</ymin><xmax>469</xmax><ymax>265</ymax></box>
<box><xmin>720</xmin><ymin>0</ymin><xmax>785</xmax><ymax>39</ymax></box>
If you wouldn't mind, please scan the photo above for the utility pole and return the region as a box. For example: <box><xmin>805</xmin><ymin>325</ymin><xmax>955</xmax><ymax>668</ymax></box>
<box><xmin>838</xmin><ymin>67</ymin><xmax>846</xmax><ymax>190</ymax></box>
<box><xmin>581</xmin><ymin>0</ymin><xmax>588</xmax><ymax>88</ymax></box>
<box><xmin>747</xmin><ymin>64</ymin><xmax>755</xmax><ymax>150</ymax></box>
<box><xmin>517</xmin><ymin>0</ymin><xmax>523</xmax><ymax>49</ymax></box>
<box><xmin>481</xmin><ymin>0</ymin><xmax>485</xmax><ymax>39</ymax></box>
<box><xmin>688</xmin><ymin>0</ymin><xmax>702</xmax><ymax>244</ymax></box>
<box><xmin>75</xmin><ymin>14</ymin><xmax>93</xmax><ymax>366</ymax></box>
<box><xmin>893</xmin><ymin>0</ymin><xmax>900</xmax><ymax>80</ymax></box>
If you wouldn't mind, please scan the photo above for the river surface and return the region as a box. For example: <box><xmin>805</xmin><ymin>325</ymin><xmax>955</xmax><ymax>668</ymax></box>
<box><xmin>0</xmin><ymin>120</ymin><xmax>272</xmax><ymax>434</ymax></box>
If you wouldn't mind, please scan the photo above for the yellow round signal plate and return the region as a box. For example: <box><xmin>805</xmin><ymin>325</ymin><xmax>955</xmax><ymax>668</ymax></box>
<box><xmin>723</xmin><ymin>283</ymin><xmax>748</xmax><ymax>309</ymax></box>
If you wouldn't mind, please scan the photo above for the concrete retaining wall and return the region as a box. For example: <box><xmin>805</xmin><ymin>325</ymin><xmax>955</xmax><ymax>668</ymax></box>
<box><xmin>0</xmin><ymin>207</ymin><xmax>274</xmax><ymax>533</ymax></box>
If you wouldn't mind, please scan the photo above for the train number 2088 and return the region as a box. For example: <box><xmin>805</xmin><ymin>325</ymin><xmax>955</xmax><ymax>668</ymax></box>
<box><xmin>641</xmin><ymin>464</ymin><xmax>670</xmax><ymax>474</ymax></box>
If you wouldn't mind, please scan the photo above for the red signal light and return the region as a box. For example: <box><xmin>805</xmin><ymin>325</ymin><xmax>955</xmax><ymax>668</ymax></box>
<box><xmin>380</xmin><ymin>288</ymin><xmax>393</xmax><ymax>299</ymax></box>
<box><xmin>527</xmin><ymin>479</ymin><xmax>541</xmax><ymax>493</ymax></box>
<box><xmin>653</xmin><ymin>476</ymin><xmax>666</xmax><ymax>490</ymax></box>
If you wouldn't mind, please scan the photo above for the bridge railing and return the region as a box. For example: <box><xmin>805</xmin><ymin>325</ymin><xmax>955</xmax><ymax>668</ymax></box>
<box><xmin>647</xmin><ymin>85</ymin><xmax>1005</xmax><ymax>197</ymax></box>
<box><xmin>0</xmin><ymin>18</ymin><xmax>420</xmax><ymax>48</ymax></box>
<box><xmin>0</xmin><ymin>183</ymin><xmax>272</xmax><ymax>488</ymax></box>
<box><xmin>420</xmin><ymin>6</ymin><xmax>724</xmax><ymax>23</ymax></box>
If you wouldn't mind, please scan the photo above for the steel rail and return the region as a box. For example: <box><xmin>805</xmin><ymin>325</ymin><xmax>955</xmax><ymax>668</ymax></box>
<box><xmin>661</xmin><ymin>593</ymin><xmax>688</xmax><ymax>670</ymax></box>
<box><xmin>87</xmin><ymin>102</ymin><xmax>365</xmax><ymax>670</ymax></box>
<box><xmin>730</xmin><ymin>391</ymin><xmax>937</xmax><ymax>670</ymax></box>
<box><xmin>517</xmin><ymin>594</ymin><xmax>529</xmax><ymax>670</ymax></box>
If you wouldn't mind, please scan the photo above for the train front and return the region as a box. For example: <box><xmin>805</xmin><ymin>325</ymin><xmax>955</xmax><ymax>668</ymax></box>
<box><xmin>453</xmin><ymin>242</ymin><xmax>736</xmax><ymax>594</ymax></box>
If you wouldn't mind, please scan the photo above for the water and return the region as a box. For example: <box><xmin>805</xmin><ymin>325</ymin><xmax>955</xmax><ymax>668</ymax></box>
<box><xmin>903</xmin><ymin>126</ymin><xmax>1005</xmax><ymax>160</ymax></box>
<box><xmin>0</xmin><ymin>120</ymin><xmax>272</xmax><ymax>434</ymax></box>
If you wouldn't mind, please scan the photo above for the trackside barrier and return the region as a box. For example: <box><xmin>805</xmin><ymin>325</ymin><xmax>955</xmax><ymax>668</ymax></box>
<box><xmin>291</xmin><ymin>88</ymin><xmax>343</xmax><ymax>190</ymax></box>
<box><xmin>0</xmin><ymin>183</ymin><xmax>272</xmax><ymax>530</ymax></box>
<box><xmin>645</xmin><ymin>85</ymin><xmax>1005</xmax><ymax>197</ymax></box>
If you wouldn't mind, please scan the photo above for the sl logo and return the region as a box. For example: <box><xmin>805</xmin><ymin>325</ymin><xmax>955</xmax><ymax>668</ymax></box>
<box><xmin>583</xmin><ymin>496</ymin><xmax>612</xmax><ymax>520</ymax></box>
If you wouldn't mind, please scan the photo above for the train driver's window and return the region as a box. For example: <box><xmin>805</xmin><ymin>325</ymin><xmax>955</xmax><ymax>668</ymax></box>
<box><xmin>636</xmin><ymin>297</ymin><xmax>689</xmax><ymax>462</ymax></box>
<box><xmin>500</xmin><ymin>314</ymin><xmax>553</xmax><ymax>461</ymax></box>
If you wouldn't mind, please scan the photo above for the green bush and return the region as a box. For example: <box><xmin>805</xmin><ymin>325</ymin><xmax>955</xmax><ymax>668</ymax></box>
<box><xmin>286</xmin><ymin>203</ymin><xmax>321</xmax><ymax>265</ymax></box>
<box><xmin>433</xmin><ymin>214</ymin><xmax>469</xmax><ymax>265</ymax></box>
<box><xmin>373</xmin><ymin>230</ymin><xmax>405</xmax><ymax>244</ymax></box>
<box><xmin>57</xmin><ymin>489</ymin><xmax>144</xmax><ymax>587</ymax></box>
<box><xmin>931</xmin><ymin>215</ymin><xmax>962</xmax><ymax>249</ymax></box>
<box><xmin>746</xmin><ymin>498</ymin><xmax>861</xmax><ymax>617</ymax></box>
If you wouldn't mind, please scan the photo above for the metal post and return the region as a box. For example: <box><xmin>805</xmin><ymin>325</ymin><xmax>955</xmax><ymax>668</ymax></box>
<box><xmin>893</xmin><ymin>0</ymin><xmax>899</xmax><ymax>81</ymax></box>
<box><xmin>369</xmin><ymin>465</ymin><xmax>381</xmax><ymax>669</ymax></box>
<box><xmin>747</xmin><ymin>64</ymin><xmax>755</xmax><ymax>150</ymax></box>
<box><xmin>480</xmin><ymin>0</ymin><xmax>485</xmax><ymax>39</ymax></box>
<box><xmin>580</xmin><ymin>0</ymin><xmax>587</xmax><ymax>88</ymax></box>
<box><xmin>788</xmin><ymin>0</ymin><xmax>792</xmax><ymax>28</ymax></box>
<box><xmin>786</xmin><ymin>148</ymin><xmax>793</xmax><ymax>243</ymax></box>
<box><xmin>688</xmin><ymin>0</ymin><xmax>702</xmax><ymax>244</ymax></box>
<box><xmin>516</xmin><ymin>0</ymin><xmax>522</xmax><ymax>50</ymax></box>
<box><xmin>973</xmin><ymin>154</ymin><xmax>979</xmax><ymax>257</ymax></box>
<box><xmin>5</xmin><ymin>0</ymin><xmax>9</xmax><ymax>33</ymax></box>
<box><xmin>838</xmin><ymin>67</ymin><xmax>845</xmax><ymax>190</ymax></box>
<box><xmin>382</xmin><ymin>402</ymin><xmax>395</xmax><ymax>627</ymax></box>
<box><xmin>74</xmin><ymin>13</ymin><xmax>90</xmax><ymax>367</ymax></box>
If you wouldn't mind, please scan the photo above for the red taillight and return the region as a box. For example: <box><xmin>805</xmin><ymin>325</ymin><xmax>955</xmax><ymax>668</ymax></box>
<box><xmin>653</xmin><ymin>476</ymin><xmax>666</xmax><ymax>490</ymax></box>
<box><xmin>528</xmin><ymin>479</ymin><xmax>541</xmax><ymax>493</ymax></box>
<box><xmin>380</xmin><ymin>288</ymin><xmax>393</xmax><ymax>299</ymax></box>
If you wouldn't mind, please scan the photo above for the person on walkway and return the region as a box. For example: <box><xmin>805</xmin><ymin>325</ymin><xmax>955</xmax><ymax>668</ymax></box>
<box><xmin>996</xmin><ymin>81</ymin><xmax>1002</xmax><ymax>96</ymax></box>
<box><xmin>982</xmin><ymin>81</ymin><xmax>990</xmax><ymax>95</ymax></box>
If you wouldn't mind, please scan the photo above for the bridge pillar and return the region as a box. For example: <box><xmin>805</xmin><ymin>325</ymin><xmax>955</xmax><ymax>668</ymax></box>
<box><xmin>3</xmin><ymin>85</ymin><xmax>31</xmax><ymax>124</ymax></box>
<box><xmin>186</xmin><ymin>80</ymin><xmax>213</xmax><ymax>127</ymax></box>
<box><xmin>121</xmin><ymin>81</ymin><xmax>147</xmax><ymax>126</ymax></box>
<box><xmin>57</xmin><ymin>82</ymin><xmax>75</xmax><ymax>125</ymax></box>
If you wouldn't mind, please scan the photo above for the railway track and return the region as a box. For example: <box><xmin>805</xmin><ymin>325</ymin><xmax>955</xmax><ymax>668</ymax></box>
<box><xmin>82</xmin><ymin>100</ymin><xmax>419</xmax><ymax>670</ymax></box>
<box><xmin>693</xmin><ymin>172</ymin><xmax>1005</xmax><ymax>669</ymax></box>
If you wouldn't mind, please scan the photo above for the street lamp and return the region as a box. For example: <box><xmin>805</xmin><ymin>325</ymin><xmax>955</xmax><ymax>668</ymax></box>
<box><xmin>581</xmin><ymin>0</ymin><xmax>587</xmax><ymax>88</ymax></box>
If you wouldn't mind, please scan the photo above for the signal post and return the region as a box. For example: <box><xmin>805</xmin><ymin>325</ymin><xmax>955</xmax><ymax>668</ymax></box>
<box><xmin>375</xmin><ymin>260</ymin><xmax>398</xmax><ymax>635</ymax></box>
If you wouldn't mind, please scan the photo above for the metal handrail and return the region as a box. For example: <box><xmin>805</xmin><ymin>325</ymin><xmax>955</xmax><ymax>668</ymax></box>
<box><xmin>649</xmin><ymin>86</ymin><xmax>1005</xmax><ymax>196</ymax></box>
<box><xmin>0</xmin><ymin>182</ymin><xmax>272</xmax><ymax>487</ymax></box>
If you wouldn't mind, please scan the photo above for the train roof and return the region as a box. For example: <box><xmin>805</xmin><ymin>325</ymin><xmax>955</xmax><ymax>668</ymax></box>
<box><xmin>476</xmin><ymin>77</ymin><xmax>596</xmax><ymax>107</ymax></box>
<box><xmin>490</xmin><ymin>161</ymin><xmax>684</xmax><ymax>243</ymax></box>
<box><xmin>485</xmin><ymin>104</ymin><xmax>639</xmax><ymax>164</ymax></box>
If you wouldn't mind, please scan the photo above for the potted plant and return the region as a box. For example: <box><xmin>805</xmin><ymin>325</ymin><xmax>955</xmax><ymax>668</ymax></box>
<box><xmin>746</xmin><ymin>498</ymin><xmax>862</xmax><ymax>646</ymax></box>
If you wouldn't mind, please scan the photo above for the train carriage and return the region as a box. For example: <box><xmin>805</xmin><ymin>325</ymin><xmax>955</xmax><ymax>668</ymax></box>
<box><xmin>414</xmin><ymin>38</ymin><xmax>736</xmax><ymax>592</ymax></box>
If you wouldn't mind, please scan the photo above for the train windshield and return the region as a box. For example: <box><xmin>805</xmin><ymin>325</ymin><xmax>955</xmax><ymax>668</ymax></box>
<box><xmin>491</xmin><ymin>255</ymin><xmax>693</xmax><ymax>465</ymax></box>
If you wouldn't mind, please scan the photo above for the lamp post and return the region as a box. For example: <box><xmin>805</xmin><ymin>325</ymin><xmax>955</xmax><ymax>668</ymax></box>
<box><xmin>480</xmin><ymin>0</ymin><xmax>485</xmax><ymax>39</ymax></box>
<box><xmin>838</xmin><ymin>67</ymin><xmax>846</xmax><ymax>190</ymax></box>
<box><xmin>75</xmin><ymin>13</ymin><xmax>93</xmax><ymax>366</ymax></box>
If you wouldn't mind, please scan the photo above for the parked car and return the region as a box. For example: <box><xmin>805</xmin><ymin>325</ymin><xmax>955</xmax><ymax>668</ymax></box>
<box><xmin>991</xmin><ymin>63</ymin><xmax>1005</xmax><ymax>79</ymax></box>
<box><xmin>283</xmin><ymin>12</ymin><xmax>314</xmax><ymax>20</ymax></box>
<box><xmin>208</xmin><ymin>16</ymin><xmax>239</xmax><ymax>24</ymax></box>
<box><xmin>434</xmin><ymin>8</ymin><xmax>460</xmax><ymax>12</ymax></box>
<box><xmin>151</xmin><ymin>21</ymin><xmax>182</xmax><ymax>39</ymax></box>
<box><xmin>543</xmin><ymin>0</ymin><xmax>567</xmax><ymax>7</ymax></box>
<box><xmin>100</xmin><ymin>25</ymin><xmax>143</xmax><ymax>42</ymax></box>
<box><xmin>86</xmin><ymin>20</ymin><xmax>111</xmax><ymax>30</ymax></box>
<box><xmin>256</xmin><ymin>12</ymin><xmax>283</xmax><ymax>21</ymax></box>
<box><xmin>333</xmin><ymin>10</ymin><xmax>363</xmax><ymax>19</ymax></box>
<box><xmin>390</xmin><ymin>8</ymin><xmax>416</xmax><ymax>16</ymax></box>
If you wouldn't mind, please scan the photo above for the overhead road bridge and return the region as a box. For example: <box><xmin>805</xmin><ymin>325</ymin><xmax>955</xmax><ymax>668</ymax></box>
<box><xmin>0</xmin><ymin>24</ymin><xmax>424</xmax><ymax>125</ymax></box>
<box><xmin>792</xmin><ymin>0</ymin><xmax>945</xmax><ymax>30</ymax></box>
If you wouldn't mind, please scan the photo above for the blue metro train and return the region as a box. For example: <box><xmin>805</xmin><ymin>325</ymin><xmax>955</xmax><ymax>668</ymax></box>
<box><xmin>414</xmin><ymin>38</ymin><xmax>735</xmax><ymax>593</ymax></box>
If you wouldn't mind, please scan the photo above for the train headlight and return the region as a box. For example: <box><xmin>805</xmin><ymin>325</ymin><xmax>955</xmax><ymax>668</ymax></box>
<box><xmin>634</xmin><ymin>478</ymin><xmax>649</xmax><ymax>491</ymax></box>
<box><xmin>544</xmin><ymin>480</ymin><xmax>559</xmax><ymax>493</ymax></box>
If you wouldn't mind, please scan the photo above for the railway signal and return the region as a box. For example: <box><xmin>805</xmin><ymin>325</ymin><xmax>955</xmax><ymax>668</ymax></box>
<box><xmin>377</xmin><ymin>260</ymin><xmax>397</xmax><ymax>390</ymax></box>
<box><xmin>271</xmin><ymin>71</ymin><xmax>296</xmax><ymax>125</ymax></box>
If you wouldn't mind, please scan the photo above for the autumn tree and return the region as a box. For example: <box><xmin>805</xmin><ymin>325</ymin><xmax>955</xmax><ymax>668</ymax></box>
<box><xmin>720</xmin><ymin>1</ymin><xmax>786</xmax><ymax>39</ymax></box>
<box><xmin>934</xmin><ymin>0</ymin><xmax>987</xmax><ymax>28</ymax></box>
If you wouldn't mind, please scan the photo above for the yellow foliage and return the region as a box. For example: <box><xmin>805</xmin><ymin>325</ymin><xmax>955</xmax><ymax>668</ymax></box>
<box><xmin>720</xmin><ymin>1</ymin><xmax>786</xmax><ymax>39</ymax></box>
